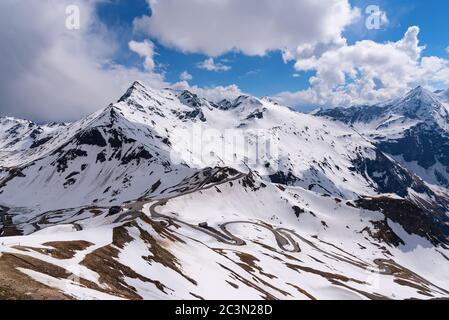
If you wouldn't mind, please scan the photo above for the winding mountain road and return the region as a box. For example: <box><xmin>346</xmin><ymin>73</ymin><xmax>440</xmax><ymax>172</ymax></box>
<box><xmin>116</xmin><ymin>168</ymin><xmax>301</xmax><ymax>253</ymax></box>
<box><xmin>220</xmin><ymin>221</ymin><xmax>301</xmax><ymax>253</ymax></box>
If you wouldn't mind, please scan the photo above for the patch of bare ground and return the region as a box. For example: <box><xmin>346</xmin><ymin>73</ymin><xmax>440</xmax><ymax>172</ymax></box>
<box><xmin>1</xmin><ymin>247</ymin><xmax>127</xmax><ymax>300</ymax></box>
<box><xmin>217</xmin><ymin>263</ymin><xmax>277</xmax><ymax>300</ymax></box>
<box><xmin>285</xmin><ymin>262</ymin><xmax>391</xmax><ymax>300</ymax></box>
<box><xmin>214</xmin><ymin>249</ymin><xmax>291</xmax><ymax>299</ymax></box>
<box><xmin>286</xmin><ymin>283</ymin><xmax>316</xmax><ymax>300</ymax></box>
<box><xmin>308</xmin><ymin>255</ymin><xmax>325</xmax><ymax>264</ymax></box>
<box><xmin>37</xmin><ymin>241</ymin><xmax>94</xmax><ymax>259</ymax></box>
<box><xmin>261</xmin><ymin>252</ymin><xmax>283</xmax><ymax>262</ymax></box>
<box><xmin>286</xmin><ymin>263</ymin><xmax>366</xmax><ymax>285</ymax></box>
<box><xmin>253</xmin><ymin>240</ymin><xmax>302</xmax><ymax>263</ymax></box>
<box><xmin>317</xmin><ymin>239</ymin><xmax>370</xmax><ymax>268</ymax></box>
<box><xmin>81</xmin><ymin>224</ymin><xmax>172</xmax><ymax>300</ymax></box>
<box><xmin>79</xmin><ymin>217</ymin><xmax>199</xmax><ymax>299</ymax></box>
<box><xmin>322</xmin><ymin>249</ymin><xmax>369</xmax><ymax>269</ymax></box>
<box><xmin>0</xmin><ymin>253</ymin><xmax>71</xmax><ymax>300</ymax></box>
<box><xmin>141</xmin><ymin>214</ymin><xmax>185</xmax><ymax>241</ymax></box>
<box><xmin>226</xmin><ymin>280</ymin><xmax>239</xmax><ymax>289</ymax></box>
<box><xmin>374</xmin><ymin>259</ymin><xmax>449</xmax><ymax>297</ymax></box>
<box><xmin>189</xmin><ymin>292</ymin><xmax>205</xmax><ymax>300</ymax></box>
<box><xmin>137</xmin><ymin>216</ymin><xmax>197</xmax><ymax>285</ymax></box>
<box><xmin>13</xmin><ymin>241</ymin><xmax>93</xmax><ymax>260</ymax></box>
<box><xmin>329</xmin><ymin>280</ymin><xmax>389</xmax><ymax>300</ymax></box>
<box><xmin>235</xmin><ymin>251</ymin><xmax>277</xmax><ymax>279</ymax></box>
<box><xmin>281</xmin><ymin>230</ymin><xmax>369</xmax><ymax>269</ymax></box>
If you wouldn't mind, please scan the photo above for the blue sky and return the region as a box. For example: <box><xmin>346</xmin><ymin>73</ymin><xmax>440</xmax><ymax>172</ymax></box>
<box><xmin>96</xmin><ymin>0</ymin><xmax>449</xmax><ymax>98</ymax></box>
<box><xmin>97</xmin><ymin>0</ymin><xmax>302</xmax><ymax>96</ymax></box>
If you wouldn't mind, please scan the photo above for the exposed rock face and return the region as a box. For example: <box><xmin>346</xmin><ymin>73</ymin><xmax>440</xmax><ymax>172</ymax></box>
<box><xmin>356</xmin><ymin>197</ymin><xmax>449</xmax><ymax>246</ymax></box>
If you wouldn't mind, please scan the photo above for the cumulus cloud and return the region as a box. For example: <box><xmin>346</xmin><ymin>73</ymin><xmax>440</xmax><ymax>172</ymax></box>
<box><xmin>172</xmin><ymin>81</ymin><xmax>244</xmax><ymax>103</ymax></box>
<box><xmin>418</xmin><ymin>56</ymin><xmax>449</xmax><ymax>86</ymax></box>
<box><xmin>179</xmin><ymin>71</ymin><xmax>193</xmax><ymax>81</ymax></box>
<box><xmin>282</xmin><ymin>36</ymin><xmax>348</xmax><ymax>65</ymax></box>
<box><xmin>129</xmin><ymin>40</ymin><xmax>156</xmax><ymax>71</ymax></box>
<box><xmin>0</xmin><ymin>0</ymin><xmax>166</xmax><ymax>123</ymax></box>
<box><xmin>197</xmin><ymin>58</ymin><xmax>231</xmax><ymax>72</ymax></box>
<box><xmin>134</xmin><ymin>0</ymin><xmax>360</xmax><ymax>57</ymax></box>
<box><xmin>276</xmin><ymin>26</ymin><xmax>449</xmax><ymax>108</ymax></box>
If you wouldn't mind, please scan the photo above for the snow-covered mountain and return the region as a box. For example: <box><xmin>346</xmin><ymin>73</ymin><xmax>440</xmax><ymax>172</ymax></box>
<box><xmin>317</xmin><ymin>86</ymin><xmax>449</xmax><ymax>190</ymax></box>
<box><xmin>0</xmin><ymin>117</ymin><xmax>66</xmax><ymax>157</ymax></box>
<box><xmin>1</xmin><ymin>82</ymin><xmax>449</xmax><ymax>300</ymax></box>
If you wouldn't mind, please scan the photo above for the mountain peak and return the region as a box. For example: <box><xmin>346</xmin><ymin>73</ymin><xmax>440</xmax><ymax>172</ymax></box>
<box><xmin>0</xmin><ymin>116</ymin><xmax>35</xmax><ymax>127</ymax></box>
<box><xmin>117</xmin><ymin>80</ymin><xmax>157</xmax><ymax>104</ymax></box>
<box><xmin>129</xmin><ymin>80</ymin><xmax>149</xmax><ymax>92</ymax></box>
<box><xmin>388</xmin><ymin>85</ymin><xmax>449</xmax><ymax>123</ymax></box>
<box><xmin>118</xmin><ymin>82</ymin><xmax>141</xmax><ymax>103</ymax></box>
<box><xmin>176</xmin><ymin>90</ymin><xmax>204</xmax><ymax>109</ymax></box>
<box><xmin>261</xmin><ymin>96</ymin><xmax>280</xmax><ymax>105</ymax></box>
<box><xmin>232</xmin><ymin>95</ymin><xmax>263</xmax><ymax>109</ymax></box>
<box><xmin>403</xmin><ymin>85</ymin><xmax>434</xmax><ymax>100</ymax></box>
<box><xmin>217</xmin><ymin>99</ymin><xmax>233</xmax><ymax>110</ymax></box>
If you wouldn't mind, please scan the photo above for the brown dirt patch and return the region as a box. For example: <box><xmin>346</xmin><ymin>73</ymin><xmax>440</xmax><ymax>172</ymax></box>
<box><xmin>42</xmin><ymin>241</ymin><xmax>94</xmax><ymax>259</ymax></box>
<box><xmin>81</xmin><ymin>225</ymin><xmax>171</xmax><ymax>300</ymax></box>
<box><xmin>0</xmin><ymin>253</ymin><xmax>71</xmax><ymax>300</ymax></box>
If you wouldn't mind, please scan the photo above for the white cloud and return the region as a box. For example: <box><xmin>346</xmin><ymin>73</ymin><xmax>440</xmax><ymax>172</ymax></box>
<box><xmin>276</xmin><ymin>26</ymin><xmax>449</xmax><ymax>108</ymax></box>
<box><xmin>179</xmin><ymin>71</ymin><xmax>193</xmax><ymax>81</ymax></box>
<box><xmin>197</xmin><ymin>58</ymin><xmax>231</xmax><ymax>72</ymax></box>
<box><xmin>394</xmin><ymin>26</ymin><xmax>424</xmax><ymax>60</ymax></box>
<box><xmin>446</xmin><ymin>46</ymin><xmax>449</xmax><ymax>53</ymax></box>
<box><xmin>418</xmin><ymin>56</ymin><xmax>449</xmax><ymax>86</ymax></box>
<box><xmin>0</xmin><ymin>0</ymin><xmax>166</xmax><ymax>122</ymax></box>
<box><xmin>292</xmin><ymin>74</ymin><xmax>301</xmax><ymax>78</ymax></box>
<box><xmin>128</xmin><ymin>40</ymin><xmax>156</xmax><ymax>71</ymax></box>
<box><xmin>172</xmin><ymin>81</ymin><xmax>244</xmax><ymax>103</ymax></box>
<box><xmin>134</xmin><ymin>0</ymin><xmax>360</xmax><ymax>57</ymax></box>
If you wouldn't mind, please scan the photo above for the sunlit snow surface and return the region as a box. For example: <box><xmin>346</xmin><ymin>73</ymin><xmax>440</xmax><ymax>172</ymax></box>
<box><xmin>0</xmin><ymin>82</ymin><xmax>448</xmax><ymax>300</ymax></box>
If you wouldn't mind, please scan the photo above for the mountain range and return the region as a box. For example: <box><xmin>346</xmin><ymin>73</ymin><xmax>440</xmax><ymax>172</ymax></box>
<box><xmin>0</xmin><ymin>81</ymin><xmax>448</xmax><ymax>300</ymax></box>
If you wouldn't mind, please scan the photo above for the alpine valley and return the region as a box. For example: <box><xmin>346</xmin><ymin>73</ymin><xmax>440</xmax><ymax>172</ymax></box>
<box><xmin>1</xmin><ymin>81</ymin><xmax>449</xmax><ymax>300</ymax></box>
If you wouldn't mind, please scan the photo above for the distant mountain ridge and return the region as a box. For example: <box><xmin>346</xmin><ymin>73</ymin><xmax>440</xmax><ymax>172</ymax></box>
<box><xmin>317</xmin><ymin>86</ymin><xmax>449</xmax><ymax>189</ymax></box>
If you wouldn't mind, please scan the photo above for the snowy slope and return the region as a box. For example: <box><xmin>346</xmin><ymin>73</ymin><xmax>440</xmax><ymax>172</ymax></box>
<box><xmin>317</xmin><ymin>86</ymin><xmax>449</xmax><ymax>190</ymax></box>
<box><xmin>0</xmin><ymin>117</ymin><xmax>66</xmax><ymax>164</ymax></box>
<box><xmin>1</xmin><ymin>169</ymin><xmax>448</xmax><ymax>300</ymax></box>
<box><xmin>1</xmin><ymin>82</ymin><xmax>449</xmax><ymax>300</ymax></box>
<box><xmin>2</xmin><ymin>82</ymin><xmax>445</xmax><ymax>214</ymax></box>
